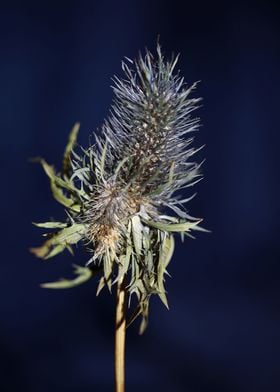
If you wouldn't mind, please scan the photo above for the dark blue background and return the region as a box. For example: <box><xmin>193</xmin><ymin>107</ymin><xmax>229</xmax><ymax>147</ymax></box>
<box><xmin>1</xmin><ymin>1</ymin><xmax>279</xmax><ymax>391</ymax></box>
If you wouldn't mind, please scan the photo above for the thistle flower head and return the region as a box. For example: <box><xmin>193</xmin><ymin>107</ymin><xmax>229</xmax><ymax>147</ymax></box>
<box><xmin>31</xmin><ymin>45</ymin><xmax>205</xmax><ymax>333</ymax></box>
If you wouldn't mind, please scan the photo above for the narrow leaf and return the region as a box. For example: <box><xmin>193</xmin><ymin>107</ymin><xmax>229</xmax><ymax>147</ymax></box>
<box><xmin>41</xmin><ymin>265</ymin><xmax>92</xmax><ymax>289</ymax></box>
<box><xmin>39</xmin><ymin>159</ymin><xmax>81</xmax><ymax>212</ymax></box>
<box><xmin>32</xmin><ymin>222</ymin><xmax>67</xmax><ymax>229</ymax></box>
<box><xmin>131</xmin><ymin>215</ymin><xmax>142</xmax><ymax>255</ymax></box>
<box><xmin>100</xmin><ymin>140</ymin><xmax>108</xmax><ymax>178</ymax></box>
<box><xmin>96</xmin><ymin>277</ymin><xmax>106</xmax><ymax>296</ymax></box>
<box><xmin>62</xmin><ymin>122</ymin><xmax>80</xmax><ymax>174</ymax></box>
<box><xmin>30</xmin><ymin>223</ymin><xmax>86</xmax><ymax>260</ymax></box>
<box><xmin>160</xmin><ymin>234</ymin><xmax>175</xmax><ymax>268</ymax></box>
<box><xmin>143</xmin><ymin>218</ymin><xmax>202</xmax><ymax>233</ymax></box>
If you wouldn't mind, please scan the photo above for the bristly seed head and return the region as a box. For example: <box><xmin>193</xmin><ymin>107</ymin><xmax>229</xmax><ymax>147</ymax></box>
<box><xmin>32</xmin><ymin>44</ymin><xmax>205</xmax><ymax>334</ymax></box>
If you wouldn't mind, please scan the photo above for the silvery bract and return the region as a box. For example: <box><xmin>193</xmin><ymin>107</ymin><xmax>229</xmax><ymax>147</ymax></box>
<box><xmin>31</xmin><ymin>45</ymin><xmax>204</xmax><ymax>333</ymax></box>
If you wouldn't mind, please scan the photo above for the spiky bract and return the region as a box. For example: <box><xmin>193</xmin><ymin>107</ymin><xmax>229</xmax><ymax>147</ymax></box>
<box><xmin>31</xmin><ymin>46</ymin><xmax>204</xmax><ymax>333</ymax></box>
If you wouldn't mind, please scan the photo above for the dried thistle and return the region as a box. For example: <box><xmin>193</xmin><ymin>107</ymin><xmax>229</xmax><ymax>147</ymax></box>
<box><xmin>31</xmin><ymin>45</ymin><xmax>205</xmax><ymax>335</ymax></box>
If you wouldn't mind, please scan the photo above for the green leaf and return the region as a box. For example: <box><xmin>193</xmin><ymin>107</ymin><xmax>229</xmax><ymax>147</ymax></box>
<box><xmin>62</xmin><ymin>122</ymin><xmax>80</xmax><ymax>174</ymax></box>
<box><xmin>70</xmin><ymin>167</ymin><xmax>90</xmax><ymax>183</ymax></box>
<box><xmin>115</xmin><ymin>245</ymin><xmax>132</xmax><ymax>282</ymax></box>
<box><xmin>160</xmin><ymin>234</ymin><xmax>175</xmax><ymax>268</ymax></box>
<box><xmin>158</xmin><ymin>285</ymin><xmax>169</xmax><ymax>309</ymax></box>
<box><xmin>52</xmin><ymin>223</ymin><xmax>86</xmax><ymax>245</ymax></box>
<box><xmin>30</xmin><ymin>239</ymin><xmax>65</xmax><ymax>259</ymax></box>
<box><xmin>139</xmin><ymin>300</ymin><xmax>150</xmax><ymax>335</ymax></box>
<box><xmin>44</xmin><ymin>244</ymin><xmax>66</xmax><ymax>259</ymax></box>
<box><xmin>41</xmin><ymin>265</ymin><xmax>92</xmax><ymax>289</ymax></box>
<box><xmin>99</xmin><ymin>140</ymin><xmax>108</xmax><ymax>179</ymax></box>
<box><xmin>96</xmin><ymin>277</ymin><xmax>106</xmax><ymax>296</ymax></box>
<box><xmin>156</xmin><ymin>234</ymin><xmax>175</xmax><ymax>309</ymax></box>
<box><xmin>39</xmin><ymin>159</ymin><xmax>81</xmax><ymax>212</ymax></box>
<box><xmin>143</xmin><ymin>218</ymin><xmax>202</xmax><ymax>233</ymax></box>
<box><xmin>32</xmin><ymin>222</ymin><xmax>67</xmax><ymax>229</ymax></box>
<box><xmin>103</xmin><ymin>248</ymin><xmax>113</xmax><ymax>291</ymax></box>
<box><xmin>128</xmin><ymin>253</ymin><xmax>140</xmax><ymax>290</ymax></box>
<box><xmin>66</xmin><ymin>244</ymin><xmax>74</xmax><ymax>256</ymax></box>
<box><xmin>126</xmin><ymin>304</ymin><xmax>142</xmax><ymax>329</ymax></box>
<box><xmin>50</xmin><ymin>179</ymin><xmax>81</xmax><ymax>212</ymax></box>
<box><xmin>30</xmin><ymin>223</ymin><xmax>86</xmax><ymax>259</ymax></box>
<box><xmin>131</xmin><ymin>215</ymin><xmax>142</xmax><ymax>255</ymax></box>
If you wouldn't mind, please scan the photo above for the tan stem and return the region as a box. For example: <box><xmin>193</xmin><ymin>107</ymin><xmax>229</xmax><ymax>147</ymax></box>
<box><xmin>115</xmin><ymin>275</ymin><xmax>126</xmax><ymax>392</ymax></box>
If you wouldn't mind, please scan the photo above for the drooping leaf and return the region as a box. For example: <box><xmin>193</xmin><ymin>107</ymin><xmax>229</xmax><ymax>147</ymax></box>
<box><xmin>126</xmin><ymin>304</ymin><xmax>142</xmax><ymax>329</ymax></box>
<box><xmin>115</xmin><ymin>245</ymin><xmax>132</xmax><ymax>282</ymax></box>
<box><xmin>131</xmin><ymin>215</ymin><xmax>142</xmax><ymax>255</ymax></box>
<box><xmin>44</xmin><ymin>243</ymin><xmax>66</xmax><ymax>259</ymax></box>
<box><xmin>157</xmin><ymin>282</ymin><xmax>169</xmax><ymax>309</ymax></box>
<box><xmin>96</xmin><ymin>276</ymin><xmax>106</xmax><ymax>296</ymax></box>
<box><xmin>160</xmin><ymin>234</ymin><xmax>175</xmax><ymax>268</ymax></box>
<box><xmin>41</xmin><ymin>265</ymin><xmax>93</xmax><ymax>289</ymax></box>
<box><xmin>103</xmin><ymin>248</ymin><xmax>113</xmax><ymax>291</ymax></box>
<box><xmin>139</xmin><ymin>300</ymin><xmax>150</xmax><ymax>335</ymax></box>
<box><xmin>156</xmin><ymin>234</ymin><xmax>175</xmax><ymax>309</ymax></box>
<box><xmin>30</xmin><ymin>239</ymin><xmax>64</xmax><ymax>259</ymax></box>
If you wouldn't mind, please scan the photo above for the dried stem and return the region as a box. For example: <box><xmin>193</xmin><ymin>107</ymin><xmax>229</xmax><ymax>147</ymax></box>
<box><xmin>115</xmin><ymin>275</ymin><xmax>127</xmax><ymax>392</ymax></box>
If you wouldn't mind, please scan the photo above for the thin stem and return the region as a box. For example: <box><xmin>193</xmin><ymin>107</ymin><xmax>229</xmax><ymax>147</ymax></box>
<box><xmin>115</xmin><ymin>275</ymin><xmax>126</xmax><ymax>392</ymax></box>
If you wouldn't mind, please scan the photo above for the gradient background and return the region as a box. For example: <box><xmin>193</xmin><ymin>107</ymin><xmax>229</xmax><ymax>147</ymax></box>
<box><xmin>1</xmin><ymin>1</ymin><xmax>280</xmax><ymax>391</ymax></box>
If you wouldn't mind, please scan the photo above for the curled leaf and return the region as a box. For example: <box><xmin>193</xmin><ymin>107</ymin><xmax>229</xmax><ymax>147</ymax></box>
<box><xmin>41</xmin><ymin>265</ymin><xmax>93</xmax><ymax>289</ymax></box>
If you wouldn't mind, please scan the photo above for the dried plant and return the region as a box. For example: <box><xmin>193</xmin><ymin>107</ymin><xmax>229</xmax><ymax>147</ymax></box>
<box><xmin>31</xmin><ymin>44</ymin><xmax>205</xmax><ymax>391</ymax></box>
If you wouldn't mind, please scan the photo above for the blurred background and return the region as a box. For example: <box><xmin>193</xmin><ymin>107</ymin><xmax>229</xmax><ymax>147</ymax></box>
<box><xmin>0</xmin><ymin>1</ymin><xmax>280</xmax><ymax>391</ymax></box>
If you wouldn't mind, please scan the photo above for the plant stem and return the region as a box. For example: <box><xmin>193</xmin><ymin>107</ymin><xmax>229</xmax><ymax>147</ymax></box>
<box><xmin>115</xmin><ymin>275</ymin><xmax>126</xmax><ymax>392</ymax></box>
